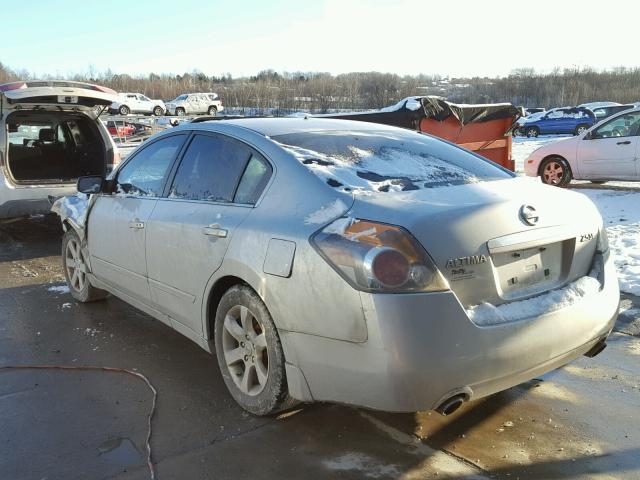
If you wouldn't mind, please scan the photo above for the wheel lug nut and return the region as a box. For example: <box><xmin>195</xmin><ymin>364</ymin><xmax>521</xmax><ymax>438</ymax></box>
<box><xmin>240</xmin><ymin>342</ymin><xmax>245</xmax><ymax>347</ymax></box>
<box><xmin>244</xmin><ymin>355</ymin><xmax>249</xmax><ymax>361</ymax></box>
<box><xmin>251</xmin><ymin>356</ymin><xmax>255</xmax><ymax>362</ymax></box>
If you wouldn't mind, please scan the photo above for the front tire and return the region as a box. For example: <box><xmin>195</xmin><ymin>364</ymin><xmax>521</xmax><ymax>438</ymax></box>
<box><xmin>208</xmin><ymin>106</ymin><xmax>218</xmax><ymax>116</ymax></box>
<box><xmin>540</xmin><ymin>157</ymin><xmax>571</xmax><ymax>187</ymax></box>
<box><xmin>526</xmin><ymin>127</ymin><xmax>539</xmax><ymax>138</ymax></box>
<box><xmin>62</xmin><ymin>230</ymin><xmax>108</xmax><ymax>303</ymax></box>
<box><xmin>153</xmin><ymin>106</ymin><xmax>163</xmax><ymax>116</ymax></box>
<box><xmin>175</xmin><ymin>107</ymin><xmax>186</xmax><ymax>116</ymax></box>
<box><xmin>119</xmin><ymin>105</ymin><xmax>130</xmax><ymax>115</ymax></box>
<box><xmin>575</xmin><ymin>124</ymin><xmax>589</xmax><ymax>135</ymax></box>
<box><xmin>214</xmin><ymin>285</ymin><xmax>290</xmax><ymax>416</ymax></box>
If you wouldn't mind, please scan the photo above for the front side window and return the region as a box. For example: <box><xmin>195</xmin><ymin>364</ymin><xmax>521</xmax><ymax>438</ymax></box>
<box><xmin>169</xmin><ymin>134</ymin><xmax>251</xmax><ymax>202</ymax></box>
<box><xmin>592</xmin><ymin>112</ymin><xmax>640</xmax><ymax>139</ymax></box>
<box><xmin>117</xmin><ymin>135</ymin><xmax>186</xmax><ymax>196</ymax></box>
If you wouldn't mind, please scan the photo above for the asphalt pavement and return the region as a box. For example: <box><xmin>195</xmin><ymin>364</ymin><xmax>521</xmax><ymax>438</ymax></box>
<box><xmin>1</xmin><ymin>216</ymin><xmax>638</xmax><ymax>480</ymax></box>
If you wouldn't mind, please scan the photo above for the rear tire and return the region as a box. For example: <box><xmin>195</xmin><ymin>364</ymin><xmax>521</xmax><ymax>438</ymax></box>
<box><xmin>214</xmin><ymin>285</ymin><xmax>291</xmax><ymax>416</ymax></box>
<box><xmin>540</xmin><ymin>157</ymin><xmax>571</xmax><ymax>187</ymax></box>
<box><xmin>526</xmin><ymin>127</ymin><xmax>539</xmax><ymax>138</ymax></box>
<box><xmin>208</xmin><ymin>106</ymin><xmax>218</xmax><ymax>116</ymax></box>
<box><xmin>119</xmin><ymin>105</ymin><xmax>130</xmax><ymax>115</ymax></box>
<box><xmin>62</xmin><ymin>229</ymin><xmax>108</xmax><ymax>303</ymax></box>
<box><xmin>153</xmin><ymin>106</ymin><xmax>163</xmax><ymax>116</ymax></box>
<box><xmin>175</xmin><ymin>107</ymin><xmax>186</xmax><ymax>116</ymax></box>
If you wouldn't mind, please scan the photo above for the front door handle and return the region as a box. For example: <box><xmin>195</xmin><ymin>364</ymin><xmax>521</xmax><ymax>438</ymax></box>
<box><xmin>617</xmin><ymin>140</ymin><xmax>631</xmax><ymax>145</ymax></box>
<box><xmin>202</xmin><ymin>224</ymin><xmax>228</xmax><ymax>238</ymax></box>
<box><xmin>128</xmin><ymin>219</ymin><xmax>145</xmax><ymax>229</ymax></box>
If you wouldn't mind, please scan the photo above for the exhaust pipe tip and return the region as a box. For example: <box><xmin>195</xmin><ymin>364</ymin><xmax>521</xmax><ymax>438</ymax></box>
<box><xmin>435</xmin><ymin>394</ymin><xmax>466</xmax><ymax>416</ymax></box>
<box><xmin>584</xmin><ymin>339</ymin><xmax>607</xmax><ymax>358</ymax></box>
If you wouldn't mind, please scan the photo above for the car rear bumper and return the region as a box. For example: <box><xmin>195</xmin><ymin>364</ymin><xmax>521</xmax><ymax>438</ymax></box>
<box><xmin>282</xmin><ymin>253</ymin><xmax>619</xmax><ymax>412</ymax></box>
<box><xmin>0</xmin><ymin>173</ymin><xmax>76</xmax><ymax>219</ymax></box>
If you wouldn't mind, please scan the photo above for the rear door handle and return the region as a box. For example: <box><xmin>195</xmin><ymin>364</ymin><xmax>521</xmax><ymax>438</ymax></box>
<box><xmin>128</xmin><ymin>219</ymin><xmax>145</xmax><ymax>229</ymax></box>
<box><xmin>617</xmin><ymin>140</ymin><xmax>631</xmax><ymax>145</ymax></box>
<box><xmin>202</xmin><ymin>224</ymin><xmax>228</xmax><ymax>238</ymax></box>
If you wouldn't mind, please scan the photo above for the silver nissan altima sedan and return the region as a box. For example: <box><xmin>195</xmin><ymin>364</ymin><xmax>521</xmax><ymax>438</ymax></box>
<box><xmin>53</xmin><ymin>118</ymin><xmax>619</xmax><ymax>416</ymax></box>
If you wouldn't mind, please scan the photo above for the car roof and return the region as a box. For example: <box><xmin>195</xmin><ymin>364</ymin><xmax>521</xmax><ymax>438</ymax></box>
<box><xmin>191</xmin><ymin>117</ymin><xmax>405</xmax><ymax>137</ymax></box>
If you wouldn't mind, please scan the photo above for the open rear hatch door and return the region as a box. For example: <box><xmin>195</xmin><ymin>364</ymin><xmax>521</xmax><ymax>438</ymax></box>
<box><xmin>1</xmin><ymin>81</ymin><xmax>117</xmax><ymax>118</ymax></box>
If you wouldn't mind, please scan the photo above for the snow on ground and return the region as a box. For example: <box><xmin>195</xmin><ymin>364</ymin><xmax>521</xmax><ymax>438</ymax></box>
<box><xmin>578</xmin><ymin>189</ymin><xmax>640</xmax><ymax>296</ymax></box>
<box><xmin>47</xmin><ymin>284</ymin><xmax>70</xmax><ymax>294</ymax></box>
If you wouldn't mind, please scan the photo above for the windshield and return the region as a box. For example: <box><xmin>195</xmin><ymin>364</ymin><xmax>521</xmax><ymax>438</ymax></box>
<box><xmin>272</xmin><ymin>129</ymin><xmax>513</xmax><ymax>193</ymax></box>
<box><xmin>175</xmin><ymin>95</ymin><xmax>187</xmax><ymax>101</ymax></box>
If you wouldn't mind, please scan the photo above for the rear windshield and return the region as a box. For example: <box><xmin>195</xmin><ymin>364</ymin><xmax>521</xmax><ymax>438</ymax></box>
<box><xmin>272</xmin><ymin>129</ymin><xmax>513</xmax><ymax>193</ymax></box>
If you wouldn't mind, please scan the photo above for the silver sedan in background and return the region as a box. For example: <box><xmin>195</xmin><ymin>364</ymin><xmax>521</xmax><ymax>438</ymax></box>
<box><xmin>54</xmin><ymin>118</ymin><xmax>619</xmax><ymax>416</ymax></box>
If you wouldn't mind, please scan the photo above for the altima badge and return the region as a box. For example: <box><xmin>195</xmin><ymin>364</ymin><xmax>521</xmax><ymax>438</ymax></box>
<box><xmin>519</xmin><ymin>205</ymin><xmax>539</xmax><ymax>226</ymax></box>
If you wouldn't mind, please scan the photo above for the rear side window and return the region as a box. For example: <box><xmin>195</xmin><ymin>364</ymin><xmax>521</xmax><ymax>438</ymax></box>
<box><xmin>234</xmin><ymin>154</ymin><xmax>272</xmax><ymax>204</ymax></box>
<box><xmin>169</xmin><ymin>134</ymin><xmax>251</xmax><ymax>202</ymax></box>
<box><xmin>272</xmin><ymin>129</ymin><xmax>513</xmax><ymax>193</ymax></box>
<box><xmin>117</xmin><ymin>134</ymin><xmax>186</xmax><ymax>196</ymax></box>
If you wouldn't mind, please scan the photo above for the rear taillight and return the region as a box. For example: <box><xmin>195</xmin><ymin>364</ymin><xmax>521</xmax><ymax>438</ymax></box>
<box><xmin>312</xmin><ymin>218</ymin><xmax>449</xmax><ymax>293</ymax></box>
<box><xmin>90</xmin><ymin>84</ymin><xmax>117</xmax><ymax>95</ymax></box>
<box><xmin>0</xmin><ymin>82</ymin><xmax>27</xmax><ymax>92</ymax></box>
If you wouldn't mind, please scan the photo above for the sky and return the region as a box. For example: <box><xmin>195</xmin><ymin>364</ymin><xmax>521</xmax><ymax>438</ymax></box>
<box><xmin>4</xmin><ymin>0</ymin><xmax>640</xmax><ymax>78</ymax></box>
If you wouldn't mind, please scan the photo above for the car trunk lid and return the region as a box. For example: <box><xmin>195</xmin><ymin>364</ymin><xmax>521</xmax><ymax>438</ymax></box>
<box><xmin>350</xmin><ymin>177</ymin><xmax>602</xmax><ymax>308</ymax></box>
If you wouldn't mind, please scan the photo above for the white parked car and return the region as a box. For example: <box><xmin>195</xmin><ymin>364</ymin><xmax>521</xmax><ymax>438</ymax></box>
<box><xmin>110</xmin><ymin>93</ymin><xmax>166</xmax><ymax>116</ymax></box>
<box><xmin>525</xmin><ymin>107</ymin><xmax>640</xmax><ymax>186</ymax></box>
<box><xmin>165</xmin><ymin>93</ymin><xmax>224</xmax><ymax>116</ymax></box>
<box><xmin>0</xmin><ymin>80</ymin><xmax>120</xmax><ymax>219</ymax></box>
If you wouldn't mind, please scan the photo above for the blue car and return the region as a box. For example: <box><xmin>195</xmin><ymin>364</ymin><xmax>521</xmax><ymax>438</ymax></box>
<box><xmin>519</xmin><ymin>107</ymin><xmax>596</xmax><ymax>137</ymax></box>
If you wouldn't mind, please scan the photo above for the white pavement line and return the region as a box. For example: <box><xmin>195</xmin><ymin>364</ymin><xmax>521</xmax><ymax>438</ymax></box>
<box><xmin>358</xmin><ymin>411</ymin><xmax>490</xmax><ymax>479</ymax></box>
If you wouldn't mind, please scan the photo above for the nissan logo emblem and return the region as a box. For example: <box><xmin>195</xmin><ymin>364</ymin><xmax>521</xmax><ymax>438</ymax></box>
<box><xmin>519</xmin><ymin>205</ymin><xmax>539</xmax><ymax>226</ymax></box>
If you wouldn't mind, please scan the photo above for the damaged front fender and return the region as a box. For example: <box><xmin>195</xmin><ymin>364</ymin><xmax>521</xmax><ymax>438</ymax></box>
<box><xmin>51</xmin><ymin>193</ymin><xmax>94</xmax><ymax>240</ymax></box>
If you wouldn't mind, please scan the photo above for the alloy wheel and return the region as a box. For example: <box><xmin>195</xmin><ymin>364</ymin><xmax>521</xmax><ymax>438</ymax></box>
<box><xmin>542</xmin><ymin>160</ymin><xmax>565</xmax><ymax>185</ymax></box>
<box><xmin>222</xmin><ymin>305</ymin><xmax>269</xmax><ymax>396</ymax></box>
<box><xmin>65</xmin><ymin>237</ymin><xmax>86</xmax><ymax>292</ymax></box>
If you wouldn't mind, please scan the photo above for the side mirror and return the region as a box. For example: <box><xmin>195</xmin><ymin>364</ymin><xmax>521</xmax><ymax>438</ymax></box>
<box><xmin>77</xmin><ymin>175</ymin><xmax>105</xmax><ymax>194</ymax></box>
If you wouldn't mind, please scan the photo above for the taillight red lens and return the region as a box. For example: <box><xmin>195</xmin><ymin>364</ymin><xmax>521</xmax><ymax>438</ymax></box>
<box><xmin>371</xmin><ymin>249</ymin><xmax>410</xmax><ymax>287</ymax></box>
<box><xmin>91</xmin><ymin>84</ymin><xmax>117</xmax><ymax>95</ymax></box>
<box><xmin>0</xmin><ymin>82</ymin><xmax>27</xmax><ymax>92</ymax></box>
<box><xmin>312</xmin><ymin>218</ymin><xmax>449</xmax><ymax>293</ymax></box>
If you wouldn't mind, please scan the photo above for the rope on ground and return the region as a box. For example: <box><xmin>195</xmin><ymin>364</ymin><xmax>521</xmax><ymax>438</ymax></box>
<box><xmin>0</xmin><ymin>364</ymin><xmax>157</xmax><ymax>480</ymax></box>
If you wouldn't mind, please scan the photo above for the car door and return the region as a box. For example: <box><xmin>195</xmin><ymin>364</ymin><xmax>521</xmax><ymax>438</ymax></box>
<box><xmin>137</xmin><ymin>94</ymin><xmax>151</xmax><ymax>113</ymax></box>
<box><xmin>538</xmin><ymin>110</ymin><xmax>558</xmax><ymax>134</ymax></box>
<box><xmin>145</xmin><ymin>132</ymin><xmax>273</xmax><ymax>334</ymax></box>
<box><xmin>187</xmin><ymin>95</ymin><xmax>200</xmax><ymax>114</ymax></box>
<box><xmin>552</xmin><ymin>108</ymin><xmax>574</xmax><ymax>134</ymax></box>
<box><xmin>576</xmin><ymin>111</ymin><xmax>640</xmax><ymax>179</ymax></box>
<box><xmin>88</xmin><ymin>134</ymin><xmax>188</xmax><ymax>302</ymax></box>
<box><xmin>196</xmin><ymin>94</ymin><xmax>209</xmax><ymax>113</ymax></box>
<box><xmin>125</xmin><ymin>94</ymin><xmax>139</xmax><ymax>112</ymax></box>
